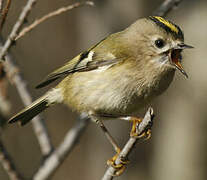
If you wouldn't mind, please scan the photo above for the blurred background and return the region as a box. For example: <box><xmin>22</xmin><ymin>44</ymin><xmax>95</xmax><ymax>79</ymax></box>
<box><xmin>0</xmin><ymin>0</ymin><xmax>207</xmax><ymax>179</ymax></box>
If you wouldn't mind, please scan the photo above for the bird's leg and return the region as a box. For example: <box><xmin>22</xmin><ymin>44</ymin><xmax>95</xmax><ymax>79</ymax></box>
<box><xmin>90</xmin><ymin>114</ymin><xmax>128</xmax><ymax>176</ymax></box>
<box><xmin>95</xmin><ymin>118</ymin><xmax>120</xmax><ymax>153</ymax></box>
<box><xmin>94</xmin><ymin>113</ymin><xmax>151</xmax><ymax>139</ymax></box>
<box><xmin>90</xmin><ymin>113</ymin><xmax>151</xmax><ymax>176</ymax></box>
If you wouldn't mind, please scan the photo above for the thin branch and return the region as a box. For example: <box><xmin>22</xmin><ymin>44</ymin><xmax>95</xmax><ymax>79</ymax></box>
<box><xmin>0</xmin><ymin>38</ymin><xmax>53</xmax><ymax>156</ymax></box>
<box><xmin>0</xmin><ymin>0</ymin><xmax>12</xmax><ymax>31</ymax></box>
<box><xmin>0</xmin><ymin>1</ymin><xmax>93</xmax><ymax>178</ymax></box>
<box><xmin>153</xmin><ymin>0</ymin><xmax>184</xmax><ymax>16</ymax></box>
<box><xmin>16</xmin><ymin>1</ymin><xmax>94</xmax><ymax>40</ymax></box>
<box><xmin>33</xmin><ymin>113</ymin><xmax>90</xmax><ymax>180</ymax></box>
<box><xmin>0</xmin><ymin>138</ymin><xmax>24</xmax><ymax>180</ymax></box>
<box><xmin>102</xmin><ymin>108</ymin><xmax>154</xmax><ymax>180</ymax></box>
<box><xmin>0</xmin><ymin>0</ymin><xmax>37</xmax><ymax>61</ymax></box>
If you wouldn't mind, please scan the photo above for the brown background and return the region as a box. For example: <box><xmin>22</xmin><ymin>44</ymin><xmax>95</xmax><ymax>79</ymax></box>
<box><xmin>1</xmin><ymin>0</ymin><xmax>207</xmax><ymax>179</ymax></box>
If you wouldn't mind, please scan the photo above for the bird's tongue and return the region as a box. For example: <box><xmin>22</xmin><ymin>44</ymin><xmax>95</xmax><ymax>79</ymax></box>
<box><xmin>171</xmin><ymin>49</ymin><xmax>188</xmax><ymax>78</ymax></box>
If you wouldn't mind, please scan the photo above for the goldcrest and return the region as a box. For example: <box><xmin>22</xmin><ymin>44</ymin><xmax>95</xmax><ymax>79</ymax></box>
<box><xmin>9</xmin><ymin>16</ymin><xmax>193</xmax><ymax>125</ymax></box>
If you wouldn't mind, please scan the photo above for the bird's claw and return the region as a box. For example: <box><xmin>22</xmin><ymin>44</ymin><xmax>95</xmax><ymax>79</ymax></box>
<box><xmin>130</xmin><ymin>118</ymin><xmax>152</xmax><ymax>140</ymax></box>
<box><xmin>107</xmin><ymin>149</ymin><xmax>129</xmax><ymax>176</ymax></box>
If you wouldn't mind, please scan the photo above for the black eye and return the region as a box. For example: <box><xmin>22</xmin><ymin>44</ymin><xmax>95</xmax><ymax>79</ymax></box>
<box><xmin>155</xmin><ymin>39</ymin><xmax>165</xmax><ymax>48</ymax></box>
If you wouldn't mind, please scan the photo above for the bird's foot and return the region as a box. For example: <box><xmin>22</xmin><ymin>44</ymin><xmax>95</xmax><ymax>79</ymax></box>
<box><xmin>107</xmin><ymin>148</ymin><xmax>129</xmax><ymax>176</ymax></box>
<box><xmin>130</xmin><ymin>118</ymin><xmax>151</xmax><ymax>140</ymax></box>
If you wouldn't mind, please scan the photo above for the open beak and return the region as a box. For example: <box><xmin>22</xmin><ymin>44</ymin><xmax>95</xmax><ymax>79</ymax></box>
<box><xmin>170</xmin><ymin>43</ymin><xmax>193</xmax><ymax>78</ymax></box>
<box><xmin>177</xmin><ymin>43</ymin><xmax>194</xmax><ymax>50</ymax></box>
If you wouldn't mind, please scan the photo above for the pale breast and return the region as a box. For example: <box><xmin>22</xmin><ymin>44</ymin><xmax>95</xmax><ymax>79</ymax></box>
<box><xmin>59</xmin><ymin>62</ymin><xmax>175</xmax><ymax>115</ymax></box>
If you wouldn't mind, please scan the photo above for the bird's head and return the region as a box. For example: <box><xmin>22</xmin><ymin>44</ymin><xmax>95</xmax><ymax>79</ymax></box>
<box><xmin>124</xmin><ymin>16</ymin><xmax>193</xmax><ymax>78</ymax></box>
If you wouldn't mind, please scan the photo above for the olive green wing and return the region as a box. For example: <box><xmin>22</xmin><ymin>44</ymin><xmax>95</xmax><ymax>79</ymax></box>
<box><xmin>36</xmin><ymin>51</ymin><xmax>119</xmax><ymax>89</ymax></box>
<box><xmin>35</xmin><ymin>51</ymin><xmax>90</xmax><ymax>88</ymax></box>
<box><xmin>36</xmin><ymin>33</ymin><xmax>126</xmax><ymax>89</ymax></box>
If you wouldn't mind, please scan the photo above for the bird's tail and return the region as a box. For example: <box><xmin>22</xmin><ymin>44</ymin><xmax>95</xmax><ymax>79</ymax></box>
<box><xmin>8</xmin><ymin>88</ymin><xmax>63</xmax><ymax>126</ymax></box>
<box><xmin>8</xmin><ymin>94</ymin><xmax>49</xmax><ymax>126</ymax></box>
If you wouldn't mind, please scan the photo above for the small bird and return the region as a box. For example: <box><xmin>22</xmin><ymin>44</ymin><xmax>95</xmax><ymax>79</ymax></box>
<box><xmin>9</xmin><ymin>16</ymin><xmax>192</xmax><ymax>126</ymax></box>
<box><xmin>9</xmin><ymin>16</ymin><xmax>193</xmax><ymax>175</ymax></box>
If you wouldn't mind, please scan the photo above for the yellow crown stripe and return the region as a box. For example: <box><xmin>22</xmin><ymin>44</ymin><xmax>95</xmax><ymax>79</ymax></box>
<box><xmin>153</xmin><ymin>16</ymin><xmax>179</xmax><ymax>33</ymax></box>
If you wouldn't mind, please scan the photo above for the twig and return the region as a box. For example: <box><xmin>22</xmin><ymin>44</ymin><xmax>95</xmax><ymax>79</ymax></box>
<box><xmin>0</xmin><ymin>0</ymin><xmax>37</xmax><ymax>61</ymax></box>
<box><xmin>153</xmin><ymin>0</ymin><xmax>184</xmax><ymax>16</ymax></box>
<box><xmin>0</xmin><ymin>0</ymin><xmax>12</xmax><ymax>31</ymax></box>
<box><xmin>16</xmin><ymin>1</ymin><xmax>94</xmax><ymax>40</ymax></box>
<box><xmin>0</xmin><ymin>38</ymin><xmax>53</xmax><ymax>156</ymax></box>
<box><xmin>0</xmin><ymin>1</ymin><xmax>93</xmax><ymax>178</ymax></box>
<box><xmin>102</xmin><ymin>108</ymin><xmax>154</xmax><ymax>180</ymax></box>
<box><xmin>33</xmin><ymin>113</ymin><xmax>90</xmax><ymax>180</ymax></box>
<box><xmin>0</xmin><ymin>138</ymin><xmax>24</xmax><ymax>180</ymax></box>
